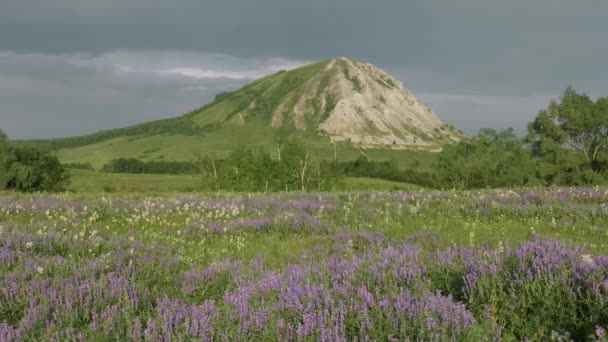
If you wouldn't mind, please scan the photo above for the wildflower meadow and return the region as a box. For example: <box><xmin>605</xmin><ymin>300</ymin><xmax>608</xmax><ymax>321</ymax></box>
<box><xmin>1</xmin><ymin>188</ymin><xmax>608</xmax><ymax>341</ymax></box>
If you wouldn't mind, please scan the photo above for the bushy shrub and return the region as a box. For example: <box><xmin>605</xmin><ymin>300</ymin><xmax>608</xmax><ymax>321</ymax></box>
<box><xmin>63</xmin><ymin>162</ymin><xmax>95</xmax><ymax>171</ymax></box>
<box><xmin>1</xmin><ymin>129</ymin><xmax>70</xmax><ymax>192</ymax></box>
<box><xmin>434</xmin><ymin>128</ymin><xmax>537</xmax><ymax>189</ymax></box>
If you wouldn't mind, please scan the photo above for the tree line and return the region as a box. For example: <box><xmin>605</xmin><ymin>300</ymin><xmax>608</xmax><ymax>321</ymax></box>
<box><xmin>101</xmin><ymin>158</ymin><xmax>198</xmax><ymax>175</ymax></box>
<box><xmin>326</xmin><ymin>88</ymin><xmax>608</xmax><ymax>189</ymax></box>
<box><xmin>0</xmin><ymin>130</ymin><xmax>70</xmax><ymax>192</ymax></box>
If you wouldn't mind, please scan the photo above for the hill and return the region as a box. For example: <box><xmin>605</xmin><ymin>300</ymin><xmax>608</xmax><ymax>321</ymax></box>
<box><xmin>23</xmin><ymin>58</ymin><xmax>464</xmax><ymax>168</ymax></box>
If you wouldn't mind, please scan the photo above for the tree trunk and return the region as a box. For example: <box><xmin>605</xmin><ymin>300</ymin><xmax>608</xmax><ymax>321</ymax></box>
<box><xmin>275</xmin><ymin>144</ymin><xmax>281</xmax><ymax>162</ymax></box>
<box><xmin>300</xmin><ymin>153</ymin><xmax>309</xmax><ymax>191</ymax></box>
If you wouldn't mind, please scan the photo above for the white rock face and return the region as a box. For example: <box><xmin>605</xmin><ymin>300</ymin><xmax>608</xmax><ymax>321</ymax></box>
<box><xmin>272</xmin><ymin>57</ymin><xmax>463</xmax><ymax>149</ymax></box>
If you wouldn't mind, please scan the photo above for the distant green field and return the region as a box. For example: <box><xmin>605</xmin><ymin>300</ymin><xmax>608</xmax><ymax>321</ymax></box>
<box><xmin>56</xmin><ymin>131</ymin><xmax>438</xmax><ymax>170</ymax></box>
<box><xmin>66</xmin><ymin>170</ymin><xmax>425</xmax><ymax>193</ymax></box>
<box><xmin>67</xmin><ymin>169</ymin><xmax>200</xmax><ymax>192</ymax></box>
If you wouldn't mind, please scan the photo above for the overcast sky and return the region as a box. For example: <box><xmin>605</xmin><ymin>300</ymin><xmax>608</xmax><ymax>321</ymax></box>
<box><xmin>1</xmin><ymin>0</ymin><xmax>606</xmax><ymax>139</ymax></box>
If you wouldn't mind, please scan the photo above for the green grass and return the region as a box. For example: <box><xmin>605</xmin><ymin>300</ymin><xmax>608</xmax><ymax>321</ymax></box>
<box><xmin>67</xmin><ymin>169</ymin><xmax>200</xmax><ymax>192</ymax></box>
<box><xmin>340</xmin><ymin>177</ymin><xmax>426</xmax><ymax>191</ymax></box>
<box><xmin>66</xmin><ymin>170</ymin><xmax>427</xmax><ymax>193</ymax></box>
<box><xmin>56</xmin><ymin>125</ymin><xmax>440</xmax><ymax>170</ymax></box>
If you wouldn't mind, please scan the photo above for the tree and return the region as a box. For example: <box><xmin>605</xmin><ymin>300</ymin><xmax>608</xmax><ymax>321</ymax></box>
<box><xmin>0</xmin><ymin>129</ymin><xmax>11</xmax><ymax>188</ymax></box>
<box><xmin>196</xmin><ymin>140</ymin><xmax>339</xmax><ymax>192</ymax></box>
<box><xmin>527</xmin><ymin>87</ymin><xmax>608</xmax><ymax>185</ymax></box>
<box><xmin>4</xmin><ymin>145</ymin><xmax>70</xmax><ymax>192</ymax></box>
<box><xmin>435</xmin><ymin>129</ymin><xmax>536</xmax><ymax>189</ymax></box>
<box><xmin>278</xmin><ymin>140</ymin><xmax>308</xmax><ymax>191</ymax></box>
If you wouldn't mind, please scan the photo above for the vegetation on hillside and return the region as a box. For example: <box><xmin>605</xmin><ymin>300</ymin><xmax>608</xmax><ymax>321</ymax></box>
<box><xmin>21</xmin><ymin>114</ymin><xmax>202</xmax><ymax>153</ymax></box>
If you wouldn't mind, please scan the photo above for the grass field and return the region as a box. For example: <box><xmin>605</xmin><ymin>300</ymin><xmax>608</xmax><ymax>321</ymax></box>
<box><xmin>66</xmin><ymin>170</ymin><xmax>426</xmax><ymax>193</ymax></box>
<box><xmin>67</xmin><ymin>169</ymin><xmax>200</xmax><ymax>192</ymax></box>
<box><xmin>56</xmin><ymin>130</ymin><xmax>439</xmax><ymax>170</ymax></box>
<box><xmin>1</xmin><ymin>188</ymin><xmax>607</xmax><ymax>340</ymax></box>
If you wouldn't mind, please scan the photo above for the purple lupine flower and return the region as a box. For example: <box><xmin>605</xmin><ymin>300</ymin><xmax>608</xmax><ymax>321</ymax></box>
<box><xmin>128</xmin><ymin>318</ymin><xmax>143</xmax><ymax>341</ymax></box>
<box><xmin>144</xmin><ymin>319</ymin><xmax>158</xmax><ymax>341</ymax></box>
<box><xmin>357</xmin><ymin>285</ymin><xmax>374</xmax><ymax>307</ymax></box>
<box><xmin>90</xmin><ymin>313</ymin><xmax>99</xmax><ymax>331</ymax></box>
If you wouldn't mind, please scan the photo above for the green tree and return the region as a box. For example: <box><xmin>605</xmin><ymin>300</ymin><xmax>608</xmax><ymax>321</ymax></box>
<box><xmin>435</xmin><ymin>129</ymin><xmax>536</xmax><ymax>189</ymax></box>
<box><xmin>277</xmin><ymin>140</ymin><xmax>308</xmax><ymax>191</ymax></box>
<box><xmin>527</xmin><ymin>87</ymin><xmax>608</xmax><ymax>185</ymax></box>
<box><xmin>196</xmin><ymin>140</ymin><xmax>339</xmax><ymax>192</ymax></box>
<box><xmin>0</xmin><ymin>129</ymin><xmax>11</xmax><ymax>189</ymax></box>
<box><xmin>4</xmin><ymin>145</ymin><xmax>70</xmax><ymax>192</ymax></box>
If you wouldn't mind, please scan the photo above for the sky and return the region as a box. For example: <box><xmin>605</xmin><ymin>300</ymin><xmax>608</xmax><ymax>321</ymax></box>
<box><xmin>1</xmin><ymin>0</ymin><xmax>606</xmax><ymax>139</ymax></box>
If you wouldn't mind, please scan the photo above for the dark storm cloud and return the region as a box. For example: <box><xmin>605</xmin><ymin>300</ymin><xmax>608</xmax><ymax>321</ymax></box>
<box><xmin>0</xmin><ymin>0</ymin><xmax>607</xmax><ymax>138</ymax></box>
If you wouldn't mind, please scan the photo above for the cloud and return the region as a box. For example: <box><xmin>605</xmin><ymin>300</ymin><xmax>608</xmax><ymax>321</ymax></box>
<box><xmin>103</xmin><ymin>51</ymin><xmax>311</xmax><ymax>80</ymax></box>
<box><xmin>0</xmin><ymin>51</ymin><xmax>307</xmax><ymax>139</ymax></box>
<box><xmin>417</xmin><ymin>93</ymin><xmax>556</xmax><ymax>136</ymax></box>
<box><xmin>0</xmin><ymin>0</ymin><xmax>606</xmax><ymax>139</ymax></box>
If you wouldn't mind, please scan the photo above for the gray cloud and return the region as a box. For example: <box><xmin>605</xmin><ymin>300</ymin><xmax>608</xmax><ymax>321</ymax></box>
<box><xmin>0</xmin><ymin>51</ymin><xmax>306</xmax><ymax>139</ymax></box>
<box><xmin>0</xmin><ymin>0</ymin><xmax>606</xmax><ymax>139</ymax></box>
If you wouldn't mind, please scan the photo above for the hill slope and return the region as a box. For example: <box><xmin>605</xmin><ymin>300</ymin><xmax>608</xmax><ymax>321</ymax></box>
<box><xmin>25</xmin><ymin>58</ymin><xmax>464</xmax><ymax>167</ymax></box>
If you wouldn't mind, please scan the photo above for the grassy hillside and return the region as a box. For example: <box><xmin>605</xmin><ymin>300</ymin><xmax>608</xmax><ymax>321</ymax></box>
<box><xmin>24</xmin><ymin>62</ymin><xmax>328</xmax><ymax>153</ymax></box>
<box><xmin>57</xmin><ymin>130</ymin><xmax>438</xmax><ymax>170</ymax></box>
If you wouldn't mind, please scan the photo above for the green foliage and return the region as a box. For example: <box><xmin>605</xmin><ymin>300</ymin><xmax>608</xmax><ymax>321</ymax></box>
<box><xmin>3</xmin><ymin>144</ymin><xmax>70</xmax><ymax>192</ymax></box>
<box><xmin>21</xmin><ymin>115</ymin><xmax>201</xmax><ymax>153</ymax></box>
<box><xmin>1</xmin><ymin>129</ymin><xmax>69</xmax><ymax>192</ymax></box>
<box><xmin>66</xmin><ymin>169</ymin><xmax>199</xmax><ymax>192</ymax></box>
<box><xmin>320</xmin><ymin>94</ymin><xmax>337</xmax><ymax>123</ymax></box>
<box><xmin>325</xmin><ymin>156</ymin><xmax>436</xmax><ymax>188</ymax></box>
<box><xmin>0</xmin><ymin>129</ymin><xmax>11</xmax><ymax>188</ymax></box>
<box><xmin>527</xmin><ymin>87</ymin><xmax>608</xmax><ymax>185</ymax></box>
<box><xmin>197</xmin><ymin>140</ymin><xmax>340</xmax><ymax>192</ymax></box>
<box><xmin>435</xmin><ymin>129</ymin><xmax>537</xmax><ymax>189</ymax></box>
<box><xmin>63</xmin><ymin>162</ymin><xmax>95</xmax><ymax>171</ymax></box>
<box><xmin>102</xmin><ymin>158</ymin><xmax>198</xmax><ymax>175</ymax></box>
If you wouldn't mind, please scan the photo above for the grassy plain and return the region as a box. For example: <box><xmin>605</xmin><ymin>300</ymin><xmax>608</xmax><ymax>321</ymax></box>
<box><xmin>66</xmin><ymin>169</ymin><xmax>200</xmax><ymax>192</ymax></box>
<box><xmin>66</xmin><ymin>169</ymin><xmax>426</xmax><ymax>193</ymax></box>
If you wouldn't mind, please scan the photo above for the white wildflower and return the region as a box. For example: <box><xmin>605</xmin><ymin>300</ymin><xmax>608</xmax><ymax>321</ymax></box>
<box><xmin>581</xmin><ymin>254</ymin><xmax>596</xmax><ymax>267</ymax></box>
